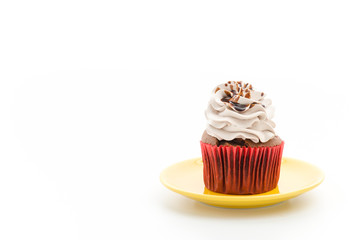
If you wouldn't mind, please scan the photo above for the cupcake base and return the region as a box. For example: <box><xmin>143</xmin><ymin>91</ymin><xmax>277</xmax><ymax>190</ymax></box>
<box><xmin>200</xmin><ymin>141</ymin><xmax>284</xmax><ymax>195</ymax></box>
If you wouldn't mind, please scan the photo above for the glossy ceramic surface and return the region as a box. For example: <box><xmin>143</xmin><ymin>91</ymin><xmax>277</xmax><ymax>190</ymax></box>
<box><xmin>160</xmin><ymin>157</ymin><xmax>324</xmax><ymax>208</ymax></box>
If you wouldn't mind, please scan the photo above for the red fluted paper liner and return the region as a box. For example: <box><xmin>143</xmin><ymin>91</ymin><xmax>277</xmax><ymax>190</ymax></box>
<box><xmin>200</xmin><ymin>141</ymin><xmax>284</xmax><ymax>195</ymax></box>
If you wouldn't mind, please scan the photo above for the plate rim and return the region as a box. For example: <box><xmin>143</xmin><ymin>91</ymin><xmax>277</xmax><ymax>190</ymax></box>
<box><xmin>160</xmin><ymin>157</ymin><xmax>325</xmax><ymax>202</ymax></box>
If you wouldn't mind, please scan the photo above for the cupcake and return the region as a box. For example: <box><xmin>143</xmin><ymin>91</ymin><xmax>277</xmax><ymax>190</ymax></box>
<box><xmin>201</xmin><ymin>81</ymin><xmax>284</xmax><ymax>195</ymax></box>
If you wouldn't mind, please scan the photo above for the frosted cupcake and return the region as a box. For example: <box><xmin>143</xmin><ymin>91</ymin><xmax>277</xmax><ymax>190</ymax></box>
<box><xmin>200</xmin><ymin>81</ymin><xmax>284</xmax><ymax>195</ymax></box>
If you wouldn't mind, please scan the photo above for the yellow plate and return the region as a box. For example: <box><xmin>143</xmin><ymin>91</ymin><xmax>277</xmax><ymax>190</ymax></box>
<box><xmin>160</xmin><ymin>157</ymin><xmax>324</xmax><ymax>208</ymax></box>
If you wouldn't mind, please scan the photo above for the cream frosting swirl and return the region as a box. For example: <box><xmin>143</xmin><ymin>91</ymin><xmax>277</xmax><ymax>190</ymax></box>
<box><xmin>205</xmin><ymin>81</ymin><xmax>276</xmax><ymax>143</ymax></box>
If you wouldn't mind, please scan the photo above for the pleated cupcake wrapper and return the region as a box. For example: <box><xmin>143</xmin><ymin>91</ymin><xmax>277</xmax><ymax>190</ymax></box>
<box><xmin>200</xmin><ymin>141</ymin><xmax>284</xmax><ymax>195</ymax></box>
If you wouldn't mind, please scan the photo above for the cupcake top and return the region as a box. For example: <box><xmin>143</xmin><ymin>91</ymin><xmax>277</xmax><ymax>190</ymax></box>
<box><xmin>205</xmin><ymin>81</ymin><xmax>276</xmax><ymax>143</ymax></box>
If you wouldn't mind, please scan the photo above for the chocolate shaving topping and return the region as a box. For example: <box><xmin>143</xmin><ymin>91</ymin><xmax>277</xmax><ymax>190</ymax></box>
<box><xmin>218</xmin><ymin>81</ymin><xmax>265</xmax><ymax>112</ymax></box>
<box><xmin>237</xmin><ymin>83</ymin><xmax>243</xmax><ymax>95</ymax></box>
<box><xmin>236</xmin><ymin>83</ymin><xmax>240</xmax><ymax>92</ymax></box>
<box><xmin>221</xmin><ymin>97</ymin><xmax>231</xmax><ymax>102</ymax></box>
<box><xmin>224</xmin><ymin>90</ymin><xmax>232</xmax><ymax>97</ymax></box>
<box><xmin>229</xmin><ymin>102</ymin><xmax>249</xmax><ymax>112</ymax></box>
<box><xmin>229</xmin><ymin>95</ymin><xmax>240</xmax><ymax>103</ymax></box>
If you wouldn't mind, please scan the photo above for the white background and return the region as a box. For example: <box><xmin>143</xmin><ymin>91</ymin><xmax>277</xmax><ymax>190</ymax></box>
<box><xmin>0</xmin><ymin>0</ymin><xmax>361</xmax><ymax>239</ymax></box>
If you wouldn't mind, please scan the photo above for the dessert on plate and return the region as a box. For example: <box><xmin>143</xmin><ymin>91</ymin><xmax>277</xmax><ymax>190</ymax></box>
<box><xmin>201</xmin><ymin>81</ymin><xmax>284</xmax><ymax>194</ymax></box>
